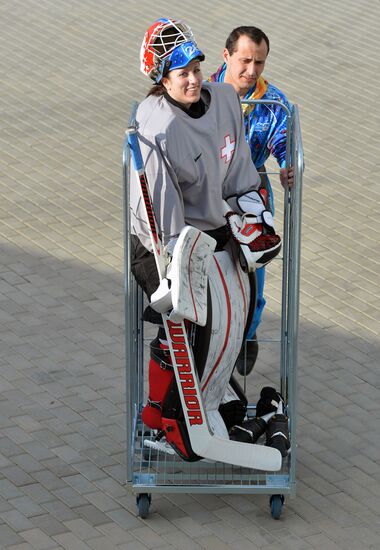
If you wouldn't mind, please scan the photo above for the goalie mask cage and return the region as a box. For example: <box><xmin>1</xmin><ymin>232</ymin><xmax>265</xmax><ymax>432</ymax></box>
<box><xmin>123</xmin><ymin>99</ymin><xmax>304</xmax><ymax>520</ymax></box>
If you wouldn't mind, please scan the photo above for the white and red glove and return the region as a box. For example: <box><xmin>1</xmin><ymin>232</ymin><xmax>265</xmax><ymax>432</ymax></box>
<box><xmin>224</xmin><ymin>190</ymin><xmax>281</xmax><ymax>271</ymax></box>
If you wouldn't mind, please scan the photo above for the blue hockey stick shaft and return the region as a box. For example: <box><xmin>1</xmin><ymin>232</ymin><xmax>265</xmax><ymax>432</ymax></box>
<box><xmin>127</xmin><ymin>126</ymin><xmax>166</xmax><ymax>278</ymax></box>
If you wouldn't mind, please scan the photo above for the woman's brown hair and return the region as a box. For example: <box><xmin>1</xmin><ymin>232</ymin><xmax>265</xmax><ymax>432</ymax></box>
<box><xmin>147</xmin><ymin>83</ymin><xmax>166</xmax><ymax>97</ymax></box>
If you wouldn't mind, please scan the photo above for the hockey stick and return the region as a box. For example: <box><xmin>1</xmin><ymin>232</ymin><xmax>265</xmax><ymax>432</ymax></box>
<box><xmin>127</xmin><ymin>125</ymin><xmax>282</xmax><ymax>471</ymax></box>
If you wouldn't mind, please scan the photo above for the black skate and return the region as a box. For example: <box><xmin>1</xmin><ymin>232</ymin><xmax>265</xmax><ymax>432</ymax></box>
<box><xmin>229</xmin><ymin>417</ymin><xmax>266</xmax><ymax>444</ymax></box>
<box><xmin>266</xmin><ymin>413</ymin><xmax>290</xmax><ymax>457</ymax></box>
<box><xmin>256</xmin><ymin>386</ymin><xmax>282</xmax><ymax>417</ymax></box>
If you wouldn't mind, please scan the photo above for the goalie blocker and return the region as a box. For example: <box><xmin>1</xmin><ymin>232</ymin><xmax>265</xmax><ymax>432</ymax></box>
<box><xmin>224</xmin><ymin>189</ymin><xmax>281</xmax><ymax>272</ymax></box>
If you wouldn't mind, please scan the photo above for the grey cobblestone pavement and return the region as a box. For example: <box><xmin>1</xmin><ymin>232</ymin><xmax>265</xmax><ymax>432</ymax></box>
<box><xmin>1</xmin><ymin>0</ymin><xmax>379</xmax><ymax>548</ymax></box>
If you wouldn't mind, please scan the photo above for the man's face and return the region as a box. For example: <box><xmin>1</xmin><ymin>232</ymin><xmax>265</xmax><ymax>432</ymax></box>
<box><xmin>223</xmin><ymin>35</ymin><xmax>268</xmax><ymax>97</ymax></box>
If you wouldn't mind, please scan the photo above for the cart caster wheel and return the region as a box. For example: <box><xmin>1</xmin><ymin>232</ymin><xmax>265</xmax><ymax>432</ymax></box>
<box><xmin>136</xmin><ymin>493</ymin><xmax>151</xmax><ymax>519</ymax></box>
<box><xmin>270</xmin><ymin>494</ymin><xmax>284</xmax><ymax>519</ymax></box>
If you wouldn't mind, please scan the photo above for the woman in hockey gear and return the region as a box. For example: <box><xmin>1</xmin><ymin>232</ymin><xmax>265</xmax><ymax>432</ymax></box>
<box><xmin>130</xmin><ymin>18</ymin><xmax>282</xmax><ymax>464</ymax></box>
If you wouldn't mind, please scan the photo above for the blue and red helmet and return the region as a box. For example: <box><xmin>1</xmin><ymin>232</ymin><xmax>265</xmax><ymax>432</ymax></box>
<box><xmin>140</xmin><ymin>18</ymin><xmax>205</xmax><ymax>83</ymax></box>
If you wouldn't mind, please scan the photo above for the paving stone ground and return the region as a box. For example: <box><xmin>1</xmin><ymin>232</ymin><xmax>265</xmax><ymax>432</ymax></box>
<box><xmin>1</xmin><ymin>0</ymin><xmax>380</xmax><ymax>548</ymax></box>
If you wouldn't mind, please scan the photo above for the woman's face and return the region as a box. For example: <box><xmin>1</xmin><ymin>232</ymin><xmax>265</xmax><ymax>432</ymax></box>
<box><xmin>162</xmin><ymin>59</ymin><xmax>203</xmax><ymax>108</ymax></box>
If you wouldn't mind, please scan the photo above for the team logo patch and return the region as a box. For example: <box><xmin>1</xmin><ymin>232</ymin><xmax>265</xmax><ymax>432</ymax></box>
<box><xmin>184</xmin><ymin>43</ymin><xmax>196</xmax><ymax>56</ymax></box>
<box><xmin>220</xmin><ymin>134</ymin><xmax>236</xmax><ymax>163</ymax></box>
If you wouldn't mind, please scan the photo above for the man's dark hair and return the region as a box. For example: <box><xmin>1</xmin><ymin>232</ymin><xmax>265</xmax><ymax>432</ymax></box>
<box><xmin>225</xmin><ymin>26</ymin><xmax>270</xmax><ymax>55</ymax></box>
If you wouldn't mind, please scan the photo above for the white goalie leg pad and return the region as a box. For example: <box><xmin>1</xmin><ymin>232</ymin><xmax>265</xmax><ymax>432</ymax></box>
<box><xmin>169</xmin><ymin>226</ymin><xmax>216</xmax><ymax>326</ymax></box>
<box><xmin>206</xmin><ymin>409</ymin><xmax>230</xmax><ymax>439</ymax></box>
<box><xmin>200</xmin><ymin>242</ymin><xmax>250</xmax><ymax>410</ymax></box>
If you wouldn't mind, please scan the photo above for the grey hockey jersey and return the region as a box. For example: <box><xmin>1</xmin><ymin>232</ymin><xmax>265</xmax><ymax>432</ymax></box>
<box><xmin>130</xmin><ymin>81</ymin><xmax>261</xmax><ymax>251</ymax></box>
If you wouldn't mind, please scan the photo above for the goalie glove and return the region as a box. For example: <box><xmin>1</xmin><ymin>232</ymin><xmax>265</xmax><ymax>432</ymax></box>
<box><xmin>150</xmin><ymin>227</ymin><xmax>216</xmax><ymax>325</ymax></box>
<box><xmin>149</xmin><ymin>237</ymin><xmax>177</xmax><ymax>315</ymax></box>
<box><xmin>149</xmin><ymin>268</ymin><xmax>174</xmax><ymax>315</ymax></box>
<box><xmin>224</xmin><ymin>190</ymin><xmax>281</xmax><ymax>271</ymax></box>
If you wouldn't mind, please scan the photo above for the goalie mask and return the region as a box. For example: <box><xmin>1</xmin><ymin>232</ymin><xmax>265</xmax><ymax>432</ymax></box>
<box><xmin>140</xmin><ymin>18</ymin><xmax>205</xmax><ymax>83</ymax></box>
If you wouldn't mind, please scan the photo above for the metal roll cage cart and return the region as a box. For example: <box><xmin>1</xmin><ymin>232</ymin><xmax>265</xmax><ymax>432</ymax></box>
<box><xmin>123</xmin><ymin>99</ymin><xmax>304</xmax><ymax>520</ymax></box>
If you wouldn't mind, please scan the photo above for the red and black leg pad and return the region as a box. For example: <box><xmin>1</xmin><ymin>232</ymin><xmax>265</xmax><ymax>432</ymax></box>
<box><xmin>141</xmin><ymin>335</ymin><xmax>174</xmax><ymax>430</ymax></box>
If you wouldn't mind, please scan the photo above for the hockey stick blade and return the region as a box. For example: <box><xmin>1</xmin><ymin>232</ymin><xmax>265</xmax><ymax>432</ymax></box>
<box><xmin>191</xmin><ymin>431</ymin><xmax>282</xmax><ymax>471</ymax></box>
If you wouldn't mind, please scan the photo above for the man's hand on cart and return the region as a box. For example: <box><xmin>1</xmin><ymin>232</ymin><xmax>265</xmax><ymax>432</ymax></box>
<box><xmin>280</xmin><ymin>166</ymin><xmax>294</xmax><ymax>189</ymax></box>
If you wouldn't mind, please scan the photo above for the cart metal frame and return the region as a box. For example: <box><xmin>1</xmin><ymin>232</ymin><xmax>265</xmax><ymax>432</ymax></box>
<box><xmin>123</xmin><ymin>99</ymin><xmax>304</xmax><ymax>519</ymax></box>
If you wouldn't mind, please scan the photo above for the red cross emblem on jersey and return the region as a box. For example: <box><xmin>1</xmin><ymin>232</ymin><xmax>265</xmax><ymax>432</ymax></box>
<box><xmin>220</xmin><ymin>134</ymin><xmax>236</xmax><ymax>163</ymax></box>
